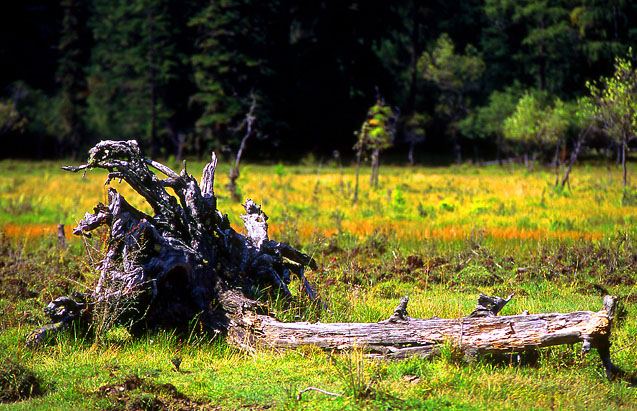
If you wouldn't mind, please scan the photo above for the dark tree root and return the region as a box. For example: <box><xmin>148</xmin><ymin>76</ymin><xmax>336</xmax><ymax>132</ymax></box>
<box><xmin>27</xmin><ymin>140</ymin><xmax>319</xmax><ymax>345</ymax></box>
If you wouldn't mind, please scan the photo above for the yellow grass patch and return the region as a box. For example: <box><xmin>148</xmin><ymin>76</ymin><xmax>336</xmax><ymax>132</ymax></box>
<box><xmin>0</xmin><ymin>161</ymin><xmax>634</xmax><ymax>246</ymax></box>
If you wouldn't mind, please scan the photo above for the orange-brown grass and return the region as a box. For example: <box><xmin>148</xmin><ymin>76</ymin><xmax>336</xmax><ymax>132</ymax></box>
<box><xmin>0</xmin><ymin>160</ymin><xmax>634</xmax><ymax>249</ymax></box>
<box><xmin>2</xmin><ymin>223</ymin><xmax>57</xmax><ymax>239</ymax></box>
<box><xmin>224</xmin><ymin>162</ymin><xmax>635</xmax><ymax>248</ymax></box>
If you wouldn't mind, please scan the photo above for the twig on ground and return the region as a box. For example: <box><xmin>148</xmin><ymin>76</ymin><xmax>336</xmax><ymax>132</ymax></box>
<box><xmin>297</xmin><ymin>387</ymin><xmax>342</xmax><ymax>401</ymax></box>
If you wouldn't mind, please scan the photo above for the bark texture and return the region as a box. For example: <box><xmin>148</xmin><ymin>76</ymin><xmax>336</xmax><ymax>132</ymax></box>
<box><xmin>27</xmin><ymin>140</ymin><xmax>317</xmax><ymax>343</ymax></box>
<box><xmin>229</xmin><ymin>294</ymin><xmax>623</xmax><ymax>379</ymax></box>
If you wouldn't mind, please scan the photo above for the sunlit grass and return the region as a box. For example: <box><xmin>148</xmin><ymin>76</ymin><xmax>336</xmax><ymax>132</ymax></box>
<box><xmin>1</xmin><ymin>160</ymin><xmax>634</xmax><ymax>251</ymax></box>
<box><xmin>1</xmin><ymin>159</ymin><xmax>636</xmax><ymax>410</ymax></box>
<box><xmin>1</xmin><ymin>308</ymin><xmax>636</xmax><ymax>410</ymax></box>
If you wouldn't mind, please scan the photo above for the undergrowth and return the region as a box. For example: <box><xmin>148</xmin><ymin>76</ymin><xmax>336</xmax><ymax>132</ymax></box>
<box><xmin>0</xmin><ymin>231</ymin><xmax>636</xmax><ymax>410</ymax></box>
<box><xmin>0</xmin><ymin>358</ymin><xmax>46</xmax><ymax>404</ymax></box>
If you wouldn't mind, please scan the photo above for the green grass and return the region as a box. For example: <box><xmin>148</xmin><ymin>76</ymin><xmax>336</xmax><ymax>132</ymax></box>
<box><xmin>0</xmin><ymin>160</ymin><xmax>636</xmax><ymax>410</ymax></box>
<box><xmin>1</xmin><ymin>319</ymin><xmax>635</xmax><ymax>410</ymax></box>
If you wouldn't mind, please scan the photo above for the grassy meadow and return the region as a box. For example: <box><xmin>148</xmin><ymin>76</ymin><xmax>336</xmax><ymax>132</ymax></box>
<box><xmin>1</xmin><ymin>158</ymin><xmax>636</xmax><ymax>410</ymax></box>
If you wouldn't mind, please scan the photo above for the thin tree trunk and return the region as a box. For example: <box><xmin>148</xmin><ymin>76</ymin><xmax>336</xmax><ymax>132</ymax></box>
<box><xmin>524</xmin><ymin>151</ymin><xmax>535</xmax><ymax>172</ymax></box>
<box><xmin>408</xmin><ymin>141</ymin><xmax>415</xmax><ymax>167</ymax></box>
<box><xmin>530</xmin><ymin>153</ymin><xmax>535</xmax><ymax>172</ymax></box>
<box><xmin>229</xmin><ymin>94</ymin><xmax>257</xmax><ymax>202</ymax></box>
<box><xmin>353</xmin><ymin>150</ymin><xmax>361</xmax><ymax>203</ymax></box>
<box><xmin>176</xmin><ymin>133</ymin><xmax>186</xmax><ymax>163</ymax></box>
<box><xmin>622</xmin><ymin>139</ymin><xmax>627</xmax><ymax>202</ymax></box>
<box><xmin>374</xmin><ymin>150</ymin><xmax>380</xmax><ymax>188</ymax></box>
<box><xmin>57</xmin><ymin>224</ymin><xmax>67</xmax><ymax>250</ymax></box>
<box><xmin>473</xmin><ymin>144</ymin><xmax>480</xmax><ymax>166</ymax></box>
<box><xmin>370</xmin><ymin>149</ymin><xmax>375</xmax><ymax>188</ymax></box>
<box><xmin>453</xmin><ymin>131</ymin><xmax>461</xmax><ymax>164</ymax></box>
<box><xmin>496</xmin><ymin>135</ymin><xmax>502</xmax><ymax>166</ymax></box>
<box><xmin>370</xmin><ymin>148</ymin><xmax>380</xmax><ymax>188</ymax></box>
<box><xmin>334</xmin><ymin>151</ymin><xmax>344</xmax><ymax>195</ymax></box>
<box><xmin>553</xmin><ymin>139</ymin><xmax>561</xmax><ymax>188</ymax></box>
<box><xmin>561</xmin><ymin>126</ymin><xmax>591</xmax><ymax>188</ymax></box>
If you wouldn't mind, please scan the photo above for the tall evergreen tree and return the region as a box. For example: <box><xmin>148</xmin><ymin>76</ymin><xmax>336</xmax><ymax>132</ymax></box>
<box><xmin>371</xmin><ymin>1</ymin><xmax>430</xmax><ymax>113</ymax></box>
<box><xmin>483</xmin><ymin>0</ymin><xmax>578</xmax><ymax>94</ymax></box>
<box><xmin>56</xmin><ymin>0</ymin><xmax>89</xmax><ymax>159</ymax></box>
<box><xmin>570</xmin><ymin>0</ymin><xmax>637</xmax><ymax>77</ymax></box>
<box><xmin>419</xmin><ymin>34</ymin><xmax>485</xmax><ymax>163</ymax></box>
<box><xmin>189</xmin><ymin>0</ymin><xmax>276</xmax><ymax>150</ymax></box>
<box><xmin>86</xmin><ymin>0</ymin><xmax>176</xmax><ymax>157</ymax></box>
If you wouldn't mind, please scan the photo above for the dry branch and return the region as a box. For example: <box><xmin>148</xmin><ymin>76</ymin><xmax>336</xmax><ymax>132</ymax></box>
<box><xmin>297</xmin><ymin>387</ymin><xmax>341</xmax><ymax>401</ymax></box>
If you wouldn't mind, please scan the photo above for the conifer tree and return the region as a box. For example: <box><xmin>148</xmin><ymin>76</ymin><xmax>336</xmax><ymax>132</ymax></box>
<box><xmin>56</xmin><ymin>0</ymin><xmax>88</xmax><ymax>159</ymax></box>
<box><xmin>86</xmin><ymin>0</ymin><xmax>175</xmax><ymax>157</ymax></box>
<box><xmin>483</xmin><ymin>0</ymin><xmax>577</xmax><ymax>93</ymax></box>
<box><xmin>419</xmin><ymin>34</ymin><xmax>485</xmax><ymax>163</ymax></box>
<box><xmin>189</xmin><ymin>0</ymin><xmax>275</xmax><ymax>150</ymax></box>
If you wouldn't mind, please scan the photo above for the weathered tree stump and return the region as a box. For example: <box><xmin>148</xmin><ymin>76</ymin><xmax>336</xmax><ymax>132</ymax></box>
<box><xmin>27</xmin><ymin>140</ymin><xmax>626</xmax><ymax>381</ymax></box>
<box><xmin>27</xmin><ymin>140</ymin><xmax>317</xmax><ymax>343</ymax></box>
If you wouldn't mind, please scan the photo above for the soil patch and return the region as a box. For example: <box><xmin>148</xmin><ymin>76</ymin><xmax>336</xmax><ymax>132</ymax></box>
<box><xmin>97</xmin><ymin>374</ymin><xmax>219</xmax><ymax>411</ymax></box>
<box><xmin>0</xmin><ymin>360</ymin><xmax>45</xmax><ymax>403</ymax></box>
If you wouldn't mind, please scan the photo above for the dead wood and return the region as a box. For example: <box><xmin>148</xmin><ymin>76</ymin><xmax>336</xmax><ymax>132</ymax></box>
<box><xmin>228</xmin><ymin>93</ymin><xmax>257</xmax><ymax>202</ymax></box>
<box><xmin>27</xmin><ymin>140</ymin><xmax>626</xmax><ymax>381</ymax></box>
<box><xmin>57</xmin><ymin>223</ymin><xmax>67</xmax><ymax>250</ymax></box>
<box><xmin>230</xmin><ymin>294</ymin><xmax>624</xmax><ymax>380</ymax></box>
<box><xmin>297</xmin><ymin>387</ymin><xmax>341</xmax><ymax>401</ymax></box>
<box><xmin>28</xmin><ymin>139</ymin><xmax>317</xmax><ymax>344</ymax></box>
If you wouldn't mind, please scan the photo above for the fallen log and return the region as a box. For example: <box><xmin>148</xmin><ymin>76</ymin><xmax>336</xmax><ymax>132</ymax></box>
<box><xmin>229</xmin><ymin>294</ymin><xmax>624</xmax><ymax>379</ymax></box>
<box><xmin>27</xmin><ymin>140</ymin><xmax>626</xmax><ymax>381</ymax></box>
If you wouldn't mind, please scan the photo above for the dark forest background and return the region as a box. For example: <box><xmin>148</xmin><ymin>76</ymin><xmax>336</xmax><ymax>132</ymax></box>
<box><xmin>1</xmin><ymin>0</ymin><xmax>636</xmax><ymax>163</ymax></box>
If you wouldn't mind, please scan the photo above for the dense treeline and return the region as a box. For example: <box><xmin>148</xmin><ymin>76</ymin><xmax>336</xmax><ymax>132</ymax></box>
<box><xmin>1</xmin><ymin>0</ymin><xmax>636</xmax><ymax>162</ymax></box>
